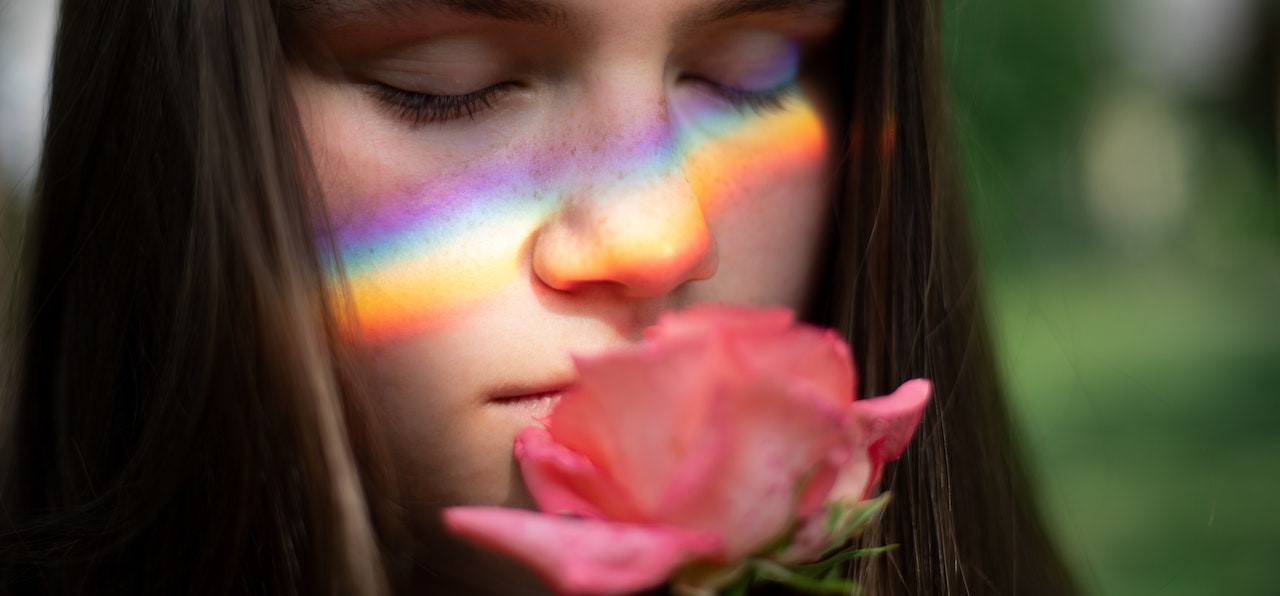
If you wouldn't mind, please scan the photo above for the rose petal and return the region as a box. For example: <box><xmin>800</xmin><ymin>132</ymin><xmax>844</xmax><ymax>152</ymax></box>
<box><xmin>639</xmin><ymin>402</ymin><xmax>729</xmax><ymax>521</ymax></box>
<box><xmin>765</xmin><ymin>450</ymin><xmax>848</xmax><ymax>562</ymax></box>
<box><xmin>831</xmin><ymin>379</ymin><xmax>932</xmax><ymax>501</ymax></box>
<box><xmin>829</xmin><ymin>455</ymin><xmax>875</xmax><ymax>503</ymax></box>
<box><xmin>652</xmin><ymin>306</ymin><xmax>856</xmax><ymax>411</ymax></box>
<box><xmin>849</xmin><ymin>379</ymin><xmax>931</xmax><ymax>462</ymax></box>
<box><xmin>659</xmin><ymin>379</ymin><xmax>846</xmax><ymax>558</ymax></box>
<box><xmin>728</xmin><ymin>325</ymin><xmax>856</xmax><ymax>411</ymax></box>
<box><xmin>443</xmin><ymin>507</ymin><xmax>721</xmax><ymax>595</ymax></box>
<box><xmin>547</xmin><ymin>337</ymin><xmax>728</xmax><ymax>515</ymax></box>
<box><xmin>515</xmin><ymin>426</ymin><xmax>642</xmax><ymax>521</ymax></box>
<box><xmin>793</xmin><ymin>454</ymin><xmax>844</xmax><ymax>519</ymax></box>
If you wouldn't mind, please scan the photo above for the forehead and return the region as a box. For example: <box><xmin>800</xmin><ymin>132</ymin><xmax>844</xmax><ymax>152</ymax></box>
<box><xmin>286</xmin><ymin>0</ymin><xmax>846</xmax><ymax>30</ymax></box>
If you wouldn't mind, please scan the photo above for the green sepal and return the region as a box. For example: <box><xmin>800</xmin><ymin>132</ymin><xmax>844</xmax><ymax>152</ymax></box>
<box><xmin>749</xmin><ymin>560</ymin><xmax>865</xmax><ymax>595</ymax></box>
<box><xmin>792</xmin><ymin>544</ymin><xmax>898</xmax><ymax>579</ymax></box>
<box><xmin>823</xmin><ymin>492</ymin><xmax>891</xmax><ymax>546</ymax></box>
<box><xmin>709</xmin><ymin>492</ymin><xmax>898</xmax><ymax>594</ymax></box>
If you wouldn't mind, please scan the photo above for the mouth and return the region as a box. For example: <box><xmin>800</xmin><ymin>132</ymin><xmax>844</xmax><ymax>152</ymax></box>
<box><xmin>488</xmin><ymin>381</ymin><xmax>573</xmax><ymax>419</ymax></box>
<box><xmin>493</xmin><ymin>392</ymin><xmax>562</xmax><ymax>415</ymax></box>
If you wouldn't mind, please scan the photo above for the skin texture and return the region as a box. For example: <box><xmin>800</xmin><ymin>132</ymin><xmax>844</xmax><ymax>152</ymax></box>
<box><xmin>288</xmin><ymin>0</ymin><xmax>846</xmax><ymax>591</ymax></box>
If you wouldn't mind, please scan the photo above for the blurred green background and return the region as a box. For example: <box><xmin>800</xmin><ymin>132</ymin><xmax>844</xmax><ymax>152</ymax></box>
<box><xmin>944</xmin><ymin>0</ymin><xmax>1280</xmax><ymax>594</ymax></box>
<box><xmin>2</xmin><ymin>0</ymin><xmax>1278</xmax><ymax>594</ymax></box>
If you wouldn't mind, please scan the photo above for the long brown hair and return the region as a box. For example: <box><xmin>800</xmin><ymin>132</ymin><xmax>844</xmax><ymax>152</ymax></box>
<box><xmin>1</xmin><ymin>0</ymin><xmax>393</xmax><ymax>593</ymax></box>
<box><xmin>822</xmin><ymin>2</ymin><xmax>1077</xmax><ymax>594</ymax></box>
<box><xmin>1</xmin><ymin>0</ymin><xmax>1075</xmax><ymax>594</ymax></box>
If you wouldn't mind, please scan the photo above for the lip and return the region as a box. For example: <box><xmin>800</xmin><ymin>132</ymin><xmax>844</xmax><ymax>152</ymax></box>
<box><xmin>490</xmin><ymin>378</ymin><xmax>574</xmax><ymax>402</ymax></box>
<box><xmin>491</xmin><ymin>389</ymin><xmax>567</xmax><ymax>404</ymax></box>
<box><xmin>492</xmin><ymin>391</ymin><xmax>563</xmax><ymax>415</ymax></box>
<box><xmin>489</xmin><ymin>391</ymin><xmax>568</xmax><ymax>421</ymax></box>
<box><xmin>488</xmin><ymin>377</ymin><xmax>575</xmax><ymax>417</ymax></box>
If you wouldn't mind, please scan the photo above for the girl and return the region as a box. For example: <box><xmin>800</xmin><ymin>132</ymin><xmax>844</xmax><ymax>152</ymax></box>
<box><xmin>1</xmin><ymin>0</ymin><xmax>1078</xmax><ymax>594</ymax></box>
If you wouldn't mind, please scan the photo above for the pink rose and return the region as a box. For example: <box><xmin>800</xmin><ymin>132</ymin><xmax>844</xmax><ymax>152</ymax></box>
<box><xmin>444</xmin><ymin>306</ymin><xmax>930</xmax><ymax>595</ymax></box>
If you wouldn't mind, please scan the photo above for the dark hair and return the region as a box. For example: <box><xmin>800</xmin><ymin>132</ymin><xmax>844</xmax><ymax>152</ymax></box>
<box><xmin>820</xmin><ymin>2</ymin><xmax>1077</xmax><ymax>593</ymax></box>
<box><xmin>1</xmin><ymin>0</ymin><xmax>1076</xmax><ymax>594</ymax></box>
<box><xmin>0</xmin><ymin>0</ymin><xmax>395</xmax><ymax>593</ymax></box>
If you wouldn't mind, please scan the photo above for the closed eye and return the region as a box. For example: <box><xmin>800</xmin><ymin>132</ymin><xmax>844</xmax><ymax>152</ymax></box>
<box><xmin>367</xmin><ymin>82</ymin><xmax>518</xmax><ymax>127</ymax></box>
<box><xmin>688</xmin><ymin>76</ymin><xmax>799</xmax><ymax>116</ymax></box>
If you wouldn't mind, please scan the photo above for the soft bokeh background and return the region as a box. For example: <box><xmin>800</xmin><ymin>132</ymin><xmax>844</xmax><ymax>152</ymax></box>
<box><xmin>944</xmin><ymin>0</ymin><xmax>1280</xmax><ymax>594</ymax></box>
<box><xmin>2</xmin><ymin>1</ymin><xmax>1277</xmax><ymax>594</ymax></box>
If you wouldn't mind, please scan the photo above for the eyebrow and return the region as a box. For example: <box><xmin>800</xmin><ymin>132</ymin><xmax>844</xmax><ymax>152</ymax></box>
<box><xmin>695</xmin><ymin>0</ymin><xmax>846</xmax><ymax>23</ymax></box>
<box><xmin>294</xmin><ymin>0</ymin><xmax>571</xmax><ymax>28</ymax></box>
<box><xmin>294</xmin><ymin>0</ymin><xmax>843</xmax><ymax>29</ymax></box>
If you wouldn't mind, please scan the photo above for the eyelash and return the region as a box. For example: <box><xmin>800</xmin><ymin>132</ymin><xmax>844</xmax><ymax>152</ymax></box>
<box><xmin>369</xmin><ymin>83</ymin><xmax>516</xmax><ymax>127</ymax></box>
<box><xmin>369</xmin><ymin>77</ymin><xmax>797</xmax><ymax>127</ymax></box>
<box><xmin>696</xmin><ymin>78</ymin><xmax>798</xmax><ymax>116</ymax></box>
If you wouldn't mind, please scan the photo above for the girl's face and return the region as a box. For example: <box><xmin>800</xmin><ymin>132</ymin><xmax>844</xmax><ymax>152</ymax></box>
<box><xmin>290</xmin><ymin>0</ymin><xmax>844</xmax><ymax>588</ymax></box>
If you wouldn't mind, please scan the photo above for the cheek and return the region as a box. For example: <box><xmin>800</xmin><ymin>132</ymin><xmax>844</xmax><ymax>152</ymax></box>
<box><xmin>685</xmin><ymin>100</ymin><xmax>829</xmax><ymax>217</ymax></box>
<box><xmin>298</xmin><ymin>86</ymin><xmax>414</xmax><ymax>205</ymax></box>
<box><xmin>302</xmin><ymin>90</ymin><xmax>555</xmax><ymax>344</ymax></box>
<box><xmin>685</xmin><ymin>102</ymin><xmax>833</xmax><ymax>307</ymax></box>
<box><xmin>297</xmin><ymin>84</ymin><xmax>551</xmax><ymax>508</ymax></box>
<box><xmin>357</xmin><ymin>341</ymin><xmax>531</xmax><ymax>508</ymax></box>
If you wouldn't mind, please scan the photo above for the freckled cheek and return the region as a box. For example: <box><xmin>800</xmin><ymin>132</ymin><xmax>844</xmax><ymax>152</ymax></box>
<box><xmin>683</xmin><ymin>103</ymin><xmax>830</xmax><ymax>216</ymax></box>
<box><xmin>300</xmin><ymin>87</ymin><xmax>506</xmax><ymax>217</ymax></box>
<box><xmin>310</xmin><ymin>123</ymin><xmax>555</xmax><ymax>342</ymax></box>
<box><xmin>686</xmin><ymin>105</ymin><xmax>833</xmax><ymax>306</ymax></box>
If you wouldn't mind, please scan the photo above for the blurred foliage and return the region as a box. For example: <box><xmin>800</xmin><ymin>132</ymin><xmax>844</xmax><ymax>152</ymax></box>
<box><xmin>944</xmin><ymin>0</ymin><xmax>1105</xmax><ymax>267</ymax></box>
<box><xmin>944</xmin><ymin>0</ymin><xmax>1280</xmax><ymax>594</ymax></box>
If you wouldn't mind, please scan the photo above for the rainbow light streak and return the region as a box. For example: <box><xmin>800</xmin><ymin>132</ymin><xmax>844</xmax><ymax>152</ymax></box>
<box><xmin>331</xmin><ymin>103</ymin><xmax>828</xmax><ymax>344</ymax></box>
<box><xmin>682</xmin><ymin>102</ymin><xmax>827</xmax><ymax>217</ymax></box>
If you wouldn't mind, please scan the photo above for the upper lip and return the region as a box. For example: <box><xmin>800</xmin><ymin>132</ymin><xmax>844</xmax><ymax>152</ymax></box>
<box><xmin>485</xmin><ymin>339</ymin><xmax>627</xmax><ymax>403</ymax></box>
<box><xmin>489</xmin><ymin>376</ymin><xmax>576</xmax><ymax>402</ymax></box>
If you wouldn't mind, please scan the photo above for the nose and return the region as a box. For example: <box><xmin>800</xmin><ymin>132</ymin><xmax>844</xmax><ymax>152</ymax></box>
<box><xmin>533</xmin><ymin>118</ymin><xmax>718</xmax><ymax>299</ymax></box>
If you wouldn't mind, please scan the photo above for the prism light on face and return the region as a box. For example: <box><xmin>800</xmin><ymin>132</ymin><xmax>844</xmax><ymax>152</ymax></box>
<box><xmin>329</xmin><ymin>100</ymin><xmax>829</xmax><ymax>344</ymax></box>
<box><xmin>293</xmin><ymin>1</ymin><xmax>846</xmax><ymax>592</ymax></box>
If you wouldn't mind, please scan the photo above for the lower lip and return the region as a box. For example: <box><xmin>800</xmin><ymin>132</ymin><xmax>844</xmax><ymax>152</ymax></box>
<box><xmin>492</xmin><ymin>392</ymin><xmax>563</xmax><ymax>418</ymax></box>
